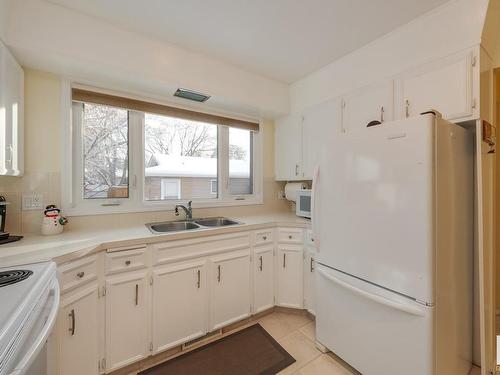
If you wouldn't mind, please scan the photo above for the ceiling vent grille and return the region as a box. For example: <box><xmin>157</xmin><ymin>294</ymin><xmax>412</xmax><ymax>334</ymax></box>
<box><xmin>174</xmin><ymin>88</ymin><xmax>210</xmax><ymax>103</ymax></box>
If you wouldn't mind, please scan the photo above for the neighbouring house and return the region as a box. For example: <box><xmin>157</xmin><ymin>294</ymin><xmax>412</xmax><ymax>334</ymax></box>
<box><xmin>145</xmin><ymin>154</ymin><xmax>252</xmax><ymax>200</ymax></box>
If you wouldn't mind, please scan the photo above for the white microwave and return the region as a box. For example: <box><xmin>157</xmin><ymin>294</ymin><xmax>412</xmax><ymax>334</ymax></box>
<box><xmin>296</xmin><ymin>189</ymin><xmax>312</xmax><ymax>218</ymax></box>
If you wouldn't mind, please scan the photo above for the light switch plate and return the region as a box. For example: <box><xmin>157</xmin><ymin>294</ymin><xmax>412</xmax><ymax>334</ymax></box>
<box><xmin>22</xmin><ymin>193</ymin><xmax>44</xmax><ymax>210</ymax></box>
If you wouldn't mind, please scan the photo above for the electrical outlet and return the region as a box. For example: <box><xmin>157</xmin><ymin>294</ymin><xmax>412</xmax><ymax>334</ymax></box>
<box><xmin>22</xmin><ymin>193</ymin><xmax>44</xmax><ymax>210</ymax></box>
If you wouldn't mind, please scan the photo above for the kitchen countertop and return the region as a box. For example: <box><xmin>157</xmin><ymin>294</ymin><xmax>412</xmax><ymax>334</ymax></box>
<box><xmin>0</xmin><ymin>213</ymin><xmax>311</xmax><ymax>267</ymax></box>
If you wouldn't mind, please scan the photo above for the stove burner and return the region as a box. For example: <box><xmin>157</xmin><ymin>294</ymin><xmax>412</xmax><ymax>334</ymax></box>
<box><xmin>0</xmin><ymin>270</ymin><xmax>33</xmax><ymax>287</ymax></box>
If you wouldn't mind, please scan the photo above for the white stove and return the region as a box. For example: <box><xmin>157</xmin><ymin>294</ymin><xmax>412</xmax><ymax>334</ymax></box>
<box><xmin>0</xmin><ymin>262</ymin><xmax>59</xmax><ymax>375</ymax></box>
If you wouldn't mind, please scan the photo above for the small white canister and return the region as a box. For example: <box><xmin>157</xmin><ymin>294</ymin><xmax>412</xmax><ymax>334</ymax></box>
<box><xmin>41</xmin><ymin>205</ymin><xmax>68</xmax><ymax>236</ymax></box>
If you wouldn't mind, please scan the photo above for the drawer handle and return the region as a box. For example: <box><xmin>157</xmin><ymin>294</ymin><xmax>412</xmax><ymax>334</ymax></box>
<box><xmin>263</xmin><ymin>236</ymin><xmax>267</xmax><ymax>241</ymax></box>
<box><xmin>68</xmin><ymin>309</ymin><xmax>75</xmax><ymax>336</ymax></box>
<box><xmin>288</xmin><ymin>235</ymin><xmax>292</xmax><ymax>240</ymax></box>
<box><xmin>197</xmin><ymin>269</ymin><xmax>201</xmax><ymax>289</ymax></box>
<box><xmin>310</xmin><ymin>258</ymin><xmax>314</xmax><ymax>272</ymax></box>
<box><xmin>311</xmin><ymin>238</ymin><xmax>315</xmax><ymax>242</ymax></box>
<box><xmin>217</xmin><ymin>265</ymin><xmax>221</xmax><ymax>283</ymax></box>
<box><xmin>76</xmin><ymin>271</ymin><xmax>85</xmax><ymax>279</ymax></box>
<box><xmin>283</xmin><ymin>253</ymin><xmax>286</xmax><ymax>268</ymax></box>
<box><xmin>259</xmin><ymin>255</ymin><xmax>263</xmax><ymax>271</ymax></box>
<box><xmin>135</xmin><ymin>284</ymin><xmax>139</xmax><ymax>306</ymax></box>
<box><xmin>125</xmin><ymin>260</ymin><xmax>131</xmax><ymax>266</ymax></box>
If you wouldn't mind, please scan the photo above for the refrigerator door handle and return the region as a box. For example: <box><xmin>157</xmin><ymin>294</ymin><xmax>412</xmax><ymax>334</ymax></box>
<box><xmin>317</xmin><ymin>266</ymin><xmax>426</xmax><ymax>317</ymax></box>
<box><xmin>311</xmin><ymin>165</ymin><xmax>320</xmax><ymax>248</ymax></box>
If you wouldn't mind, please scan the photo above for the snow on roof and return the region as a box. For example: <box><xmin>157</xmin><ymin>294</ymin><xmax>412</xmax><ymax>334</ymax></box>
<box><xmin>145</xmin><ymin>154</ymin><xmax>250</xmax><ymax>178</ymax></box>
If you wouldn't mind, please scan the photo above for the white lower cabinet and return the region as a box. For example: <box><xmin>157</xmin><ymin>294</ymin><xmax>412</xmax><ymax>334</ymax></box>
<box><xmin>253</xmin><ymin>245</ymin><xmax>275</xmax><ymax>314</ymax></box>
<box><xmin>58</xmin><ymin>283</ymin><xmax>100</xmax><ymax>375</ymax></box>
<box><xmin>152</xmin><ymin>260</ymin><xmax>207</xmax><ymax>353</ymax></box>
<box><xmin>105</xmin><ymin>270</ymin><xmax>151</xmax><ymax>372</ymax></box>
<box><xmin>303</xmin><ymin>249</ymin><xmax>316</xmax><ymax>315</ymax></box>
<box><xmin>210</xmin><ymin>250</ymin><xmax>251</xmax><ymax>330</ymax></box>
<box><xmin>277</xmin><ymin>245</ymin><xmax>304</xmax><ymax>309</ymax></box>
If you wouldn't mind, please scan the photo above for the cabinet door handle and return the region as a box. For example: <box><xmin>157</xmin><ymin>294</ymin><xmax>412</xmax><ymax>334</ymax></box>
<box><xmin>283</xmin><ymin>253</ymin><xmax>286</xmax><ymax>268</ymax></box>
<box><xmin>217</xmin><ymin>265</ymin><xmax>221</xmax><ymax>283</ymax></box>
<box><xmin>135</xmin><ymin>284</ymin><xmax>139</xmax><ymax>306</ymax></box>
<box><xmin>405</xmin><ymin>100</ymin><xmax>410</xmax><ymax>118</ymax></box>
<box><xmin>197</xmin><ymin>269</ymin><xmax>201</xmax><ymax>289</ymax></box>
<box><xmin>125</xmin><ymin>260</ymin><xmax>131</xmax><ymax>266</ymax></box>
<box><xmin>259</xmin><ymin>256</ymin><xmax>263</xmax><ymax>271</ymax></box>
<box><xmin>295</xmin><ymin>164</ymin><xmax>299</xmax><ymax>176</ymax></box>
<box><xmin>380</xmin><ymin>106</ymin><xmax>385</xmax><ymax>123</ymax></box>
<box><xmin>68</xmin><ymin>309</ymin><xmax>75</xmax><ymax>336</ymax></box>
<box><xmin>263</xmin><ymin>236</ymin><xmax>267</xmax><ymax>241</ymax></box>
<box><xmin>288</xmin><ymin>235</ymin><xmax>292</xmax><ymax>240</ymax></box>
<box><xmin>76</xmin><ymin>271</ymin><xmax>85</xmax><ymax>279</ymax></box>
<box><xmin>310</xmin><ymin>257</ymin><xmax>314</xmax><ymax>272</ymax></box>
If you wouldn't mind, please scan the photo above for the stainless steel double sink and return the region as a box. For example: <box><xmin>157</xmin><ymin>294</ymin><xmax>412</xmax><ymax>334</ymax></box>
<box><xmin>146</xmin><ymin>217</ymin><xmax>241</xmax><ymax>234</ymax></box>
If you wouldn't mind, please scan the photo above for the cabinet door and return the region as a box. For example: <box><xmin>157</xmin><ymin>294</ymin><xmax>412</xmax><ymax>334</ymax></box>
<box><xmin>342</xmin><ymin>80</ymin><xmax>394</xmax><ymax>134</ymax></box>
<box><xmin>303</xmin><ymin>249</ymin><xmax>316</xmax><ymax>315</ymax></box>
<box><xmin>152</xmin><ymin>261</ymin><xmax>207</xmax><ymax>353</ymax></box>
<box><xmin>105</xmin><ymin>271</ymin><xmax>150</xmax><ymax>372</ymax></box>
<box><xmin>0</xmin><ymin>41</ymin><xmax>24</xmax><ymax>176</ymax></box>
<box><xmin>275</xmin><ymin>115</ymin><xmax>302</xmax><ymax>181</ymax></box>
<box><xmin>401</xmin><ymin>51</ymin><xmax>474</xmax><ymax>121</ymax></box>
<box><xmin>253</xmin><ymin>246</ymin><xmax>274</xmax><ymax>314</ymax></box>
<box><xmin>277</xmin><ymin>246</ymin><xmax>303</xmax><ymax>309</ymax></box>
<box><xmin>211</xmin><ymin>250</ymin><xmax>251</xmax><ymax>330</ymax></box>
<box><xmin>302</xmin><ymin>98</ymin><xmax>341</xmax><ymax>179</ymax></box>
<box><xmin>59</xmin><ymin>284</ymin><xmax>100</xmax><ymax>375</ymax></box>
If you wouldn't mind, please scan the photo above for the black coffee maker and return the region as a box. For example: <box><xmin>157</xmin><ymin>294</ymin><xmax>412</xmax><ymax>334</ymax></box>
<box><xmin>0</xmin><ymin>196</ymin><xmax>22</xmax><ymax>244</ymax></box>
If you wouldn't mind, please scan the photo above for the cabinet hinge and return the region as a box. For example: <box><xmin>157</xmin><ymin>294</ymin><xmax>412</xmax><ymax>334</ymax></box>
<box><xmin>472</xmin><ymin>56</ymin><xmax>477</xmax><ymax>67</ymax></box>
<box><xmin>273</xmin><ymin>296</ymin><xmax>276</xmax><ymax>304</ymax></box>
<box><xmin>150</xmin><ymin>342</ymin><xmax>153</xmax><ymax>352</ymax></box>
<box><xmin>472</xmin><ymin>98</ymin><xmax>477</xmax><ymax>109</ymax></box>
<box><xmin>101</xmin><ymin>358</ymin><xmax>106</xmax><ymax>371</ymax></box>
<box><xmin>150</xmin><ymin>276</ymin><xmax>154</xmax><ymax>285</ymax></box>
<box><xmin>303</xmin><ymin>299</ymin><xmax>306</xmax><ymax>307</ymax></box>
<box><xmin>101</xmin><ymin>286</ymin><xmax>106</xmax><ymax>297</ymax></box>
<box><xmin>98</xmin><ymin>359</ymin><xmax>100</xmax><ymax>371</ymax></box>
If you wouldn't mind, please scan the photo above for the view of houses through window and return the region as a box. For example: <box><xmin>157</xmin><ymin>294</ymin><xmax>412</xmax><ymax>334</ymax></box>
<box><xmin>75</xmin><ymin>98</ymin><xmax>256</xmax><ymax>206</ymax></box>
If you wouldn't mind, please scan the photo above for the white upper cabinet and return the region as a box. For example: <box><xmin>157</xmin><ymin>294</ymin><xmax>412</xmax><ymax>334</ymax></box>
<box><xmin>400</xmin><ymin>50</ymin><xmax>476</xmax><ymax>121</ymax></box>
<box><xmin>152</xmin><ymin>260</ymin><xmax>208</xmax><ymax>354</ymax></box>
<box><xmin>275</xmin><ymin>115</ymin><xmax>302</xmax><ymax>181</ymax></box>
<box><xmin>210</xmin><ymin>250</ymin><xmax>251</xmax><ymax>330</ymax></box>
<box><xmin>302</xmin><ymin>98</ymin><xmax>341</xmax><ymax>179</ymax></box>
<box><xmin>0</xmin><ymin>41</ymin><xmax>23</xmax><ymax>176</ymax></box>
<box><xmin>342</xmin><ymin>80</ymin><xmax>394</xmax><ymax>133</ymax></box>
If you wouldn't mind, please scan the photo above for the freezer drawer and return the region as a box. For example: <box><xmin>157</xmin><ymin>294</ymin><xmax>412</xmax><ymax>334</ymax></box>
<box><xmin>315</xmin><ymin>264</ymin><xmax>433</xmax><ymax>375</ymax></box>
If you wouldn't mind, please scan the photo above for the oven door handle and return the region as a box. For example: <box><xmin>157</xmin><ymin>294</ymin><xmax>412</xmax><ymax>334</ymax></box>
<box><xmin>10</xmin><ymin>279</ymin><xmax>60</xmax><ymax>375</ymax></box>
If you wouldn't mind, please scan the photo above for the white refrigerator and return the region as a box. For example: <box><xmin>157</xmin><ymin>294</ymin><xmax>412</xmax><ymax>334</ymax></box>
<box><xmin>313</xmin><ymin>113</ymin><xmax>474</xmax><ymax>375</ymax></box>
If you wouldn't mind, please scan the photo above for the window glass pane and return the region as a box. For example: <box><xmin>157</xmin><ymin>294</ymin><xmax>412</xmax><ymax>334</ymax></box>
<box><xmin>81</xmin><ymin>103</ymin><xmax>129</xmax><ymax>199</ymax></box>
<box><xmin>144</xmin><ymin>114</ymin><xmax>218</xmax><ymax>201</ymax></box>
<box><xmin>229</xmin><ymin>128</ymin><xmax>253</xmax><ymax>195</ymax></box>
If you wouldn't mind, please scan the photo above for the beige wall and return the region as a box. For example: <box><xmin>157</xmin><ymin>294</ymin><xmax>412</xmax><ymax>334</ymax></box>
<box><xmin>0</xmin><ymin>69</ymin><xmax>289</xmax><ymax>234</ymax></box>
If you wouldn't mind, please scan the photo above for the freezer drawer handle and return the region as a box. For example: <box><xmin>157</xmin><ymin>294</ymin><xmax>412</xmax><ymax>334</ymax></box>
<box><xmin>317</xmin><ymin>267</ymin><xmax>426</xmax><ymax>317</ymax></box>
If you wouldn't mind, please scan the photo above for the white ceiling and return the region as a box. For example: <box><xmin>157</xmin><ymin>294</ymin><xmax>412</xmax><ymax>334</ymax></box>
<box><xmin>45</xmin><ymin>0</ymin><xmax>450</xmax><ymax>83</ymax></box>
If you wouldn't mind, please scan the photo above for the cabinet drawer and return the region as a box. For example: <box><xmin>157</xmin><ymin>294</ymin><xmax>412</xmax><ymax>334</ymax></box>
<box><xmin>254</xmin><ymin>229</ymin><xmax>274</xmax><ymax>246</ymax></box>
<box><xmin>305</xmin><ymin>229</ymin><xmax>316</xmax><ymax>247</ymax></box>
<box><xmin>59</xmin><ymin>255</ymin><xmax>98</xmax><ymax>294</ymax></box>
<box><xmin>105</xmin><ymin>246</ymin><xmax>148</xmax><ymax>275</ymax></box>
<box><xmin>278</xmin><ymin>228</ymin><xmax>303</xmax><ymax>244</ymax></box>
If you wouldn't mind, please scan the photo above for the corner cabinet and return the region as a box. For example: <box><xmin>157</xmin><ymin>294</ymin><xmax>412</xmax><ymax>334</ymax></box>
<box><xmin>0</xmin><ymin>40</ymin><xmax>24</xmax><ymax>176</ymax></box>
<box><xmin>275</xmin><ymin>115</ymin><xmax>303</xmax><ymax>180</ymax></box>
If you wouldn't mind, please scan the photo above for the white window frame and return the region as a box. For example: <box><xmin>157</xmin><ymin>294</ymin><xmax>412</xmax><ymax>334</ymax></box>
<box><xmin>61</xmin><ymin>82</ymin><xmax>263</xmax><ymax>216</ymax></box>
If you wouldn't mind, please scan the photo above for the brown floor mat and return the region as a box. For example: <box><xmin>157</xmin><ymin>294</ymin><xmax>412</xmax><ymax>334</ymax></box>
<box><xmin>139</xmin><ymin>324</ymin><xmax>295</xmax><ymax>375</ymax></box>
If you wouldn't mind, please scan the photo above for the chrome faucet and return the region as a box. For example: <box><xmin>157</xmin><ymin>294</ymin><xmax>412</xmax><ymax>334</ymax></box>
<box><xmin>174</xmin><ymin>201</ymin><xmax>193</xmax><ymax>220</ymax></box>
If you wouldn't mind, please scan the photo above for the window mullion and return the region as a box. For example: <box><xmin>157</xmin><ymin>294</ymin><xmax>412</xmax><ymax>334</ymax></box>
<box><xmin>128</xmin><ymin>110</ymin><xmax>144</xmax><ymax>206</ymax></box>
<box><xmin>218</xmin><ymin>126</ymin><xmax>230</xmax><ymax>200</ymax></box>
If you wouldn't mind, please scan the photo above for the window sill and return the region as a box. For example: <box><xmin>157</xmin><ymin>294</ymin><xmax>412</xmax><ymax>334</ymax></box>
<box><xmin>63</xmin><ymin>195</ymin><xmax>263</xmax><ymax>216</ymax></box>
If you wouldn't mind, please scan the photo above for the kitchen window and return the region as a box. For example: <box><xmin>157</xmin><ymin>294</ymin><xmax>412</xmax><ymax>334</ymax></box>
<box><xmin>65</xmin><ymin>86</ymin><xmax>262</xmax><ymax>215</ymax></box>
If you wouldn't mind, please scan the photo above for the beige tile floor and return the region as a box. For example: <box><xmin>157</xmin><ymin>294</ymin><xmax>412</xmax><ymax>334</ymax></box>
<box><xmin>124</xmin><ymin>310</ymin><xmax>481</xmax><ymax>375</ymax></box>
